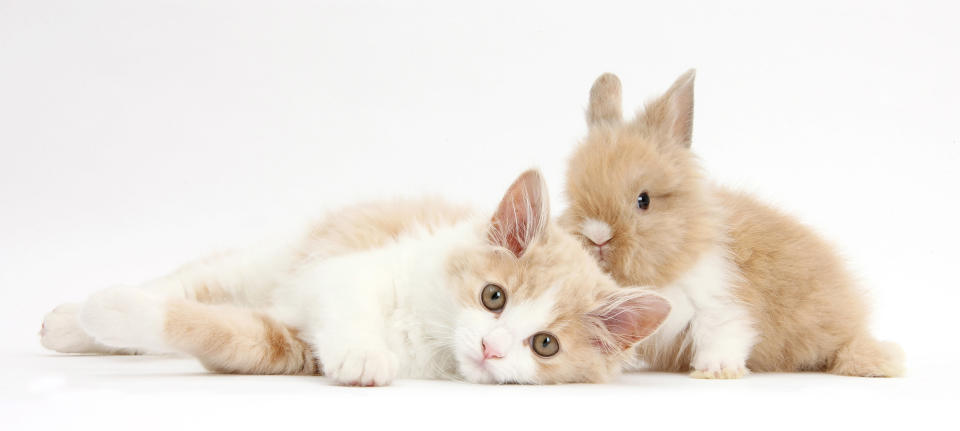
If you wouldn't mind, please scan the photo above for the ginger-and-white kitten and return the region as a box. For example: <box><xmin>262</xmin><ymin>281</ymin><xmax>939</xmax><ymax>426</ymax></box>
<box><xmin>562</xmin><ymin>71</ymin><xmax>904</xmax><ymax>379</ymax></box>
<box><xmin>40</xmin><ymin>170</ymin><xmax>671</xmax><ymax>385</ymax></box>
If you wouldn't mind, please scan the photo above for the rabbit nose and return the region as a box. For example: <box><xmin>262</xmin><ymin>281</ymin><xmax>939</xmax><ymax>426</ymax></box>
<box><xmin>581</xmin><ymin>218</ymin><xmax>613</xmax><ymax>246</ymax></box>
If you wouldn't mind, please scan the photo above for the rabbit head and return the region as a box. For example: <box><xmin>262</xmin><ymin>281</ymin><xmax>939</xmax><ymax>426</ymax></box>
<box><xmin>562</xmin><ymin>71</ymin><xmax>724</xmax><ymax>287</ymax></box>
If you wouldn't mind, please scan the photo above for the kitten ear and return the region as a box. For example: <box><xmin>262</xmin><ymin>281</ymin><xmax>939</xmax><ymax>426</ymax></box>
<box><xmin>640</xmin><ymin>69</ymin><xmax>696</xmax><ymax>148</ymax></box>
<box><xmin>488</xmin><ymin>169</ymin><xmax>550</xmax><ymax>258</ymax></box>
<box><xmin>589</xmin><ymin>289</ymin><xmax>671</xmax><ymax>353</ymax></box>
<box><xmin>587</xmin><ymin>73</ymin><xmax>623</xmax><ymax>127</ymax></box>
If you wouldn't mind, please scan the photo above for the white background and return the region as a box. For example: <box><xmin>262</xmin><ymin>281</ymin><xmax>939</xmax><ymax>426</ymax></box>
<box><xmin>1</xmin><ymin>0</ymin><xmax>958</xmax><ymax>429</ymax></box>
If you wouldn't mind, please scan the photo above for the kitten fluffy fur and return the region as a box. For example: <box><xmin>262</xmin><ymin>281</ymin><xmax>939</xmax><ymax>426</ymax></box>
<box><xmin>562</xmin><ymin>71</ymin><xmax>904</xmax><ymax>378</ymax></box>
<box><xmin>41</xmin><ymin>170</ymin><xmax>672</xmax><ymax>385</ymax></box>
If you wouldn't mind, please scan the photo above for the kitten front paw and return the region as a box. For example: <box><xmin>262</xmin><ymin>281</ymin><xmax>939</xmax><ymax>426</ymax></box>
<box><xmin>690</xmin><ymin>356</ymin><xmax>749</xmax><ymax>379</ymax></box>
<box><xmin>324</xmin><ymin>348</ymin><xmax>398</xmax><ymax>386</ymax></box>
<box><xmin>79</xmin><ymin>287</ymin><xmax>167</xmax><ymax>352</ymax></box>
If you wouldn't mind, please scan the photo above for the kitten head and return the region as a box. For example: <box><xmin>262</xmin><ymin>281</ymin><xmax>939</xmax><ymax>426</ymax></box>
<box><xmin>447</xmin><ymin>169</ymin><xmax>670</xmax><ymax>384</ymax></box>
<box><xmin>562</xmin><ymin>71</ymin><xmax>721</xmax><ymax>287</ymax></box>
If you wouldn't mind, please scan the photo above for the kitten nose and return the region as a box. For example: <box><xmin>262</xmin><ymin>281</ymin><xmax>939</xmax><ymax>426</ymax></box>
<box><xmin>481</xmin><ymin>341</ymin><xmax>503</xmax><ymax>359</ymax></box>
<box><xmin>581</xmin><ymin>218</ymin><xmax>613</xmax><ymax>246</ymax></box>
<box><xmin>481</xmin><ymin>327</ymin><xmax>511</xmax><ymax>360</ymax></box>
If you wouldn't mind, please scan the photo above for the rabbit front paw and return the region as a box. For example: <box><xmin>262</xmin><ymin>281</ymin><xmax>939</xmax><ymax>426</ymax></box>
<box><xmin>690</xmin><ymin>353</ymin><xmax>749</xmax><ymax>379</ymax></box>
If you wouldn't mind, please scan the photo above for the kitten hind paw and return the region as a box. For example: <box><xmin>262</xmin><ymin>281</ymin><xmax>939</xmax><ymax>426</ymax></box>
<box><xmin>40</xmin><ymin>303</ymin><xmax>109</xmax><ymax>353</ymax></box>
<box><xmin>79</xmin><ymin>286</ymin><xmax>167</xmax><ymax>352</ymax></box>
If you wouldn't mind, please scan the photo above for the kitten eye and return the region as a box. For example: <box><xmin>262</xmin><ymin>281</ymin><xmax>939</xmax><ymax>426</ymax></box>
<box><xmin>530</xmin><ymin>332</ymin><xmax>560</xmax><ymax>357</ymax></box>
<box><xmin>637</xmin><ymin>191</ymin><xmax>650</xmax><ymax>210</ymax></box>
<box><xmin>481</xmin><ymin>284</ymin><xmax>506</xmax><ymax>312</ymax></box>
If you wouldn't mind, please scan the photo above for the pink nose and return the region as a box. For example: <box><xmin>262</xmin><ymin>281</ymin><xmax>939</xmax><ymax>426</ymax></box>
<box><xmin>592</xmin><ymin>239</ymin><xmax>610</xmax><ymax>247</ymax></box>
<box><xmin>481</xmin><ymin>341</ymin><xmax>504</xmax><ymax>360</ymax></box>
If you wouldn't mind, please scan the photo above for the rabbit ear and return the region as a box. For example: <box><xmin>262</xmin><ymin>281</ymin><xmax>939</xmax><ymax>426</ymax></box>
<box><xmin>488</xmin><ymin>169</ymin><xmax>550</xmax><ymax>258</ymax></box>
<box><xmin>589</xmin><ymin>289</ymin><xmax>671</xmax><ymax>353</ymax></box>
<box><xmin>640</xmin><ymin>69</ymin><xmax>696</xmax><ymax>148</ymax></box>
<box><xmin>587</xmin><ymin>73</ymin><xmax>623</xmax><ymax>127</ymax></box>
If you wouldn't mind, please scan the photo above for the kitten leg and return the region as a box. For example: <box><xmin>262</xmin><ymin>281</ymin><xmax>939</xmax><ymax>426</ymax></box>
<box><xmin>137</xmin><ymin>245</ymin><xmax>296</xmax><ymax>306</ymax></box>
<box><xmin>40</xmin><ymin>264</ymin><xmax>240</xmax><ymax>355</ymax></box>
<box><xmin>78</xmin><ymin>286</ymin><xmax>318</xmax><ymax>374</ymax></box>
<box><xmin>687</xmin><ymin>301</ymin><xmax>757</xmax><ymax>379</ymax></box>
<box><xmin>79</xmin><ymin>287</ymin><xmax>171</xmax><ymax>352</ymax></box>
<box><xmin>163</xmin><ymin>300</ymin><xmax>318</xmax><ymax>375</ymax></box>
<box><xmin>310</xmin><ymin>299</ymin><xmax>398</xmax><ymax>386</ymax></box>
<box><xmin>41</xmin><ymin>244</ymin><xmax>293</xmax><ymax>354</ymax></box>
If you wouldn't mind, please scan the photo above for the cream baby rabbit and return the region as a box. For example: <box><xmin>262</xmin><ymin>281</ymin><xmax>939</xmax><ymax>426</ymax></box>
<box><xmin>562</xmin><ymin>71</ymin><xmax>903</xmax><ymax>378</ymax></box>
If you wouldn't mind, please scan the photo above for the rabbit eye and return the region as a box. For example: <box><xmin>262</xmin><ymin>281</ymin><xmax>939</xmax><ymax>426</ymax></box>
<box><xmin>637</xmin><ymin>192</ymin><xmax>650</xmax><ymax>210</ymax></box>
<box><xmin>481</xmin><ymin>284</ymin><xmax>506</xmax><ymax>312</ymax></box>
<box><xmin>531</xmin><ymin>332</ymin><xmax>560</xmax><ymax>357</ymax></box>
